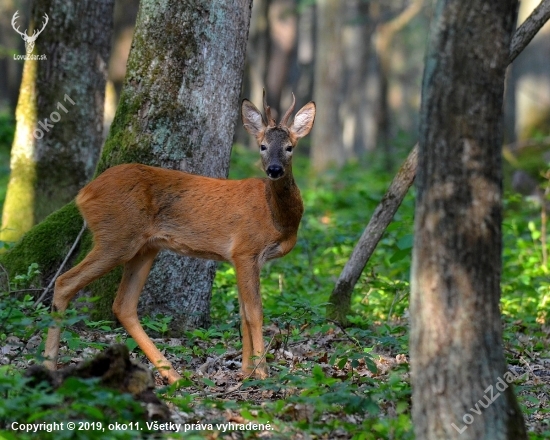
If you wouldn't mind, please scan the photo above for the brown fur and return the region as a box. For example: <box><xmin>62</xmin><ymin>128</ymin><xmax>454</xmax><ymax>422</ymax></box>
<box><xmin>44</xmin><ymin>95</ymin><xmax>316</xmax><ymax>384</ymax></box>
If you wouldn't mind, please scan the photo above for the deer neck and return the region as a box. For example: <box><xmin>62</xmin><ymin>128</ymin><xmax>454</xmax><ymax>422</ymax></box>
<box><xmin>265</xmin><ymin>166</ymin><xmax>303</xmax><ymax>233</ymax></box>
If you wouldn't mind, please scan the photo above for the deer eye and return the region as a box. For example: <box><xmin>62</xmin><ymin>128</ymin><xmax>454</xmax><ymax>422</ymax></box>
<box><xmin>260</xmin><ymin>145</ymin><xmax>267</xmax><ymax>151</ymax></box>
<box><xmin>285</xmin><ymin>146</ymin><xmax>293</xmax><ymax>153</ymax></box>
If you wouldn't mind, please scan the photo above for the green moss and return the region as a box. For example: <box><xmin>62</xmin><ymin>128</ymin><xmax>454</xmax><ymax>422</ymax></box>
<box><xmin>0</xmin><ymin>202</ymin><xmax>83</xmax><ymax>282</ymax></box>
<box><xmin>95</xmin><ymin>88</ymin><xmax>154</xmax><ymax>175</ymax></box>
<box><xmin>1</xmin><ymin>0</ymin><xmax>229</xmax><ymax>324</ymax></box>
<box><xmin>92</xmin><ymin>0</ymin><xmax>208</xmax><ymax>177</ymax></box>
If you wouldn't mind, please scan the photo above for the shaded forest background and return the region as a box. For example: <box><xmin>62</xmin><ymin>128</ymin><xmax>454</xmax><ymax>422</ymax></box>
<box><xmin>1</xmin><ymin>0</ymin><xmax>549</xmax><ymax>183</ymax></box>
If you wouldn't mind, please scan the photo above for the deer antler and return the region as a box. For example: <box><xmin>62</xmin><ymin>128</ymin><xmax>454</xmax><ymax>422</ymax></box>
<box><xmin>280</xmin><ymin>93</ymin><xmax>296</xmax><ymax>127</ymax></box>
<box><xmin>28</xmin><ymin>13</ymin><xmax>49</xmax><ymax>42</ymax></box>
<box><xmin>263</xmin><ymin>89</ymin><xmax>276</xmax><ymax>127</ymax></box>
<box><xmin>11</xmin><ymin>11</ymin><xmax>27</xmax><ymax>38</ymax></box>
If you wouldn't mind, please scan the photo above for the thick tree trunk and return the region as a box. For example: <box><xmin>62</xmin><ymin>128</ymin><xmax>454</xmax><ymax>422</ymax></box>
<box><xmin>410</xmin><ymin>1</ymin><xmax>527</xmax><ymax>439</ymax></box>
<box><xmin>1</xmin><ymin>0</ymin><xmax>113</xmax><ymax>243</ymax></box>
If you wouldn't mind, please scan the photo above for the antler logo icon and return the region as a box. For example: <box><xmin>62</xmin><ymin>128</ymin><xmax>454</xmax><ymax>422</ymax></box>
<box><xmin>11</xmin><ymin>11</ymin><xmax>49</xmax><ymax>55</ymax></box>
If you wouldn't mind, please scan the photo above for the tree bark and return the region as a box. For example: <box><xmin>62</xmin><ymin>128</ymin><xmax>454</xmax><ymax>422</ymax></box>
<box><xmin>2</xmin><ymin>0</ymin><xmax>253</xmax><ymax>334</ymax></box>
<box><xmin>1</xmin><ymin>0</ymin><xmax>113</xmax><ymax>243</ymax></box>
<box><xmin>410</xmin><ymin>1</ymin><xmax>527</xmax><ymax>438</ymax></box>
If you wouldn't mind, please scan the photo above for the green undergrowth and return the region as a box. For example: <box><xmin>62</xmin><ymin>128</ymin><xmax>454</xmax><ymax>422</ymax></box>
<box><xmin>0</xmin><ymin>145</ymin><xmax>548</xmax><ymax>439</ymax></box>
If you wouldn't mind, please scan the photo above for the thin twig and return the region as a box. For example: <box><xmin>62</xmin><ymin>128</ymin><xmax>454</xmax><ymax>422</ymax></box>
<box><xmin>243</xmin><ymin>334</ymin><xmax>276</xmax><ymax>380</ymax></box>
<box><xmin>387</xmin><ymin>289</ymin><xmax>408</xmax><ymax>324</ymax></box>
<box><xmin>34</xmin><ymin>222</ymin><xmax>86</xmax><ymax>307</ymax></box>
<box><xmin>541</xmin><ymin>179</ymin><xmax>549</xmax><ymax>269</ymax></box>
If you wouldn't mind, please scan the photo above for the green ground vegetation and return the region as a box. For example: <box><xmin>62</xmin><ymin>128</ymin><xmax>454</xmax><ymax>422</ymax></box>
<box><xmin>0</xmin><ymin>144</ymin><xmax>548</xmax><ymax>439</ymax></box>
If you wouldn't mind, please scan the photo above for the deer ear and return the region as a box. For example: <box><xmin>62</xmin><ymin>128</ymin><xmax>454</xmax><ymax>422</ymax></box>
<box><xmin>241</xmin><ymin>100</ymin><xmax>266</xmax><ymax>137</ymax></box>
<box><xmin>290</xmin><ymin>102</ymin><xmax>316</xmax><ymax>139</ymax></box>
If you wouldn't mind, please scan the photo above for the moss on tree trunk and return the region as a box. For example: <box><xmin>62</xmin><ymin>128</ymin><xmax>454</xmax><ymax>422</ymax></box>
<box><xmin>1</xmin><ymin>202</ymin><xmax>83</xmax><ymax>283</ymax></box>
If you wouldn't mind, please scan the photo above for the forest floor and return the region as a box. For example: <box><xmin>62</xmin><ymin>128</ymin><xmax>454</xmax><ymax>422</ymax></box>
<box><xmin>2</xmin><ymin>150</ymin><xmax>549</xmax><ymax>439</ymax></box>
<box><xmin>4</xmin><ymin>315</ymin><xmax>549</xmax><ymax>439</ymax></box>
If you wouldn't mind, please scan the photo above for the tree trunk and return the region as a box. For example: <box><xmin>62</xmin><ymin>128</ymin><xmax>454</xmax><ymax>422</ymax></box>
<box><xmin>0</xmin><ymin>0</ymin><xmax>27</xmax><ymax>110</ymax></box>
<box><xmin>340</xmin><ymin>0</ymin><xmax>376</xmax><ymax>157</ymax></box>
<box><xmin>311</xmin><ymin>0</ymin><xmax>346</xmax><ymax>172</ymax></box>
<box><xmin>1</xmin><ymin>0</ymin><xmax>113</xmax><ymax>243</ymax></box>
<box><xmin>265</xmin><ymin>0</ymin><xmax>297</xmax><ymax>118</ymax></box>
<box><xmin>410</xmin><ymin>1</ymin><xmax>527</xmax><ymax>439</ymax></box>
<box><xmin>241</xmin><ymin>0</ymin><xmax>269</xmax><ymax>149</ymax></box>
<box><xmin>2</xmin><ymin>0</ymin><xmax>253</xmax><ymax>334</ymax></box>
<box><xmin>374</xmin><ymin>0</ymin><xmax>424</xmax><ymax>171</ymax></box>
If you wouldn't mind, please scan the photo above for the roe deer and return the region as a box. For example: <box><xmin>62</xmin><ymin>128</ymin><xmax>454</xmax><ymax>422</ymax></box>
<box><xmin>44</xmin><ymin>93</ymin><xmax>316</xmax><ymax>384</ymax></box>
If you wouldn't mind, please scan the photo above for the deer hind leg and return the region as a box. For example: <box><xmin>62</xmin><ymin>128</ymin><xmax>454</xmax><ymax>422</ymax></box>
<box><xmin>111</xmin><ymin>249</ymin><xmax>181</xmax><ymax>384</ymax></box>
<box><xmin>234</xmin><ymin>257</ymin><xmax>267</xmax><ymax>378</ymax></box>
<box><xmin>44</xmin><ymin>246</ymin><xmax>123</xmax><ymax>370</ymax></box>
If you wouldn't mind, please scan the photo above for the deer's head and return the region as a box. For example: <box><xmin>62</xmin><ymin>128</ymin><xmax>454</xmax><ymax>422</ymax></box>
<box><xmin>12</xmin><ymin>11</ymin><xmax>49</xmax><ymax>55</ymax></box>
<box><xmin>242</xmin><ymin>92</ymin><xmax>315</xmax><ymax>180</ymax></box>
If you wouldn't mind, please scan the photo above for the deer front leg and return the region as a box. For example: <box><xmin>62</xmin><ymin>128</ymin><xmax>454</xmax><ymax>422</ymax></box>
<box><xmin>234</xmin><ymin>256</ymin><xmax>267</xmax><ymax>379</ymax></box>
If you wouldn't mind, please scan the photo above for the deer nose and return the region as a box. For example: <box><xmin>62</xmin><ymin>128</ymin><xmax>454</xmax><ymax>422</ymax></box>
<box><xmin>266</xmin><ymin>165</ymin><xmax>284</xmax><ymax>179</ymax></box>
